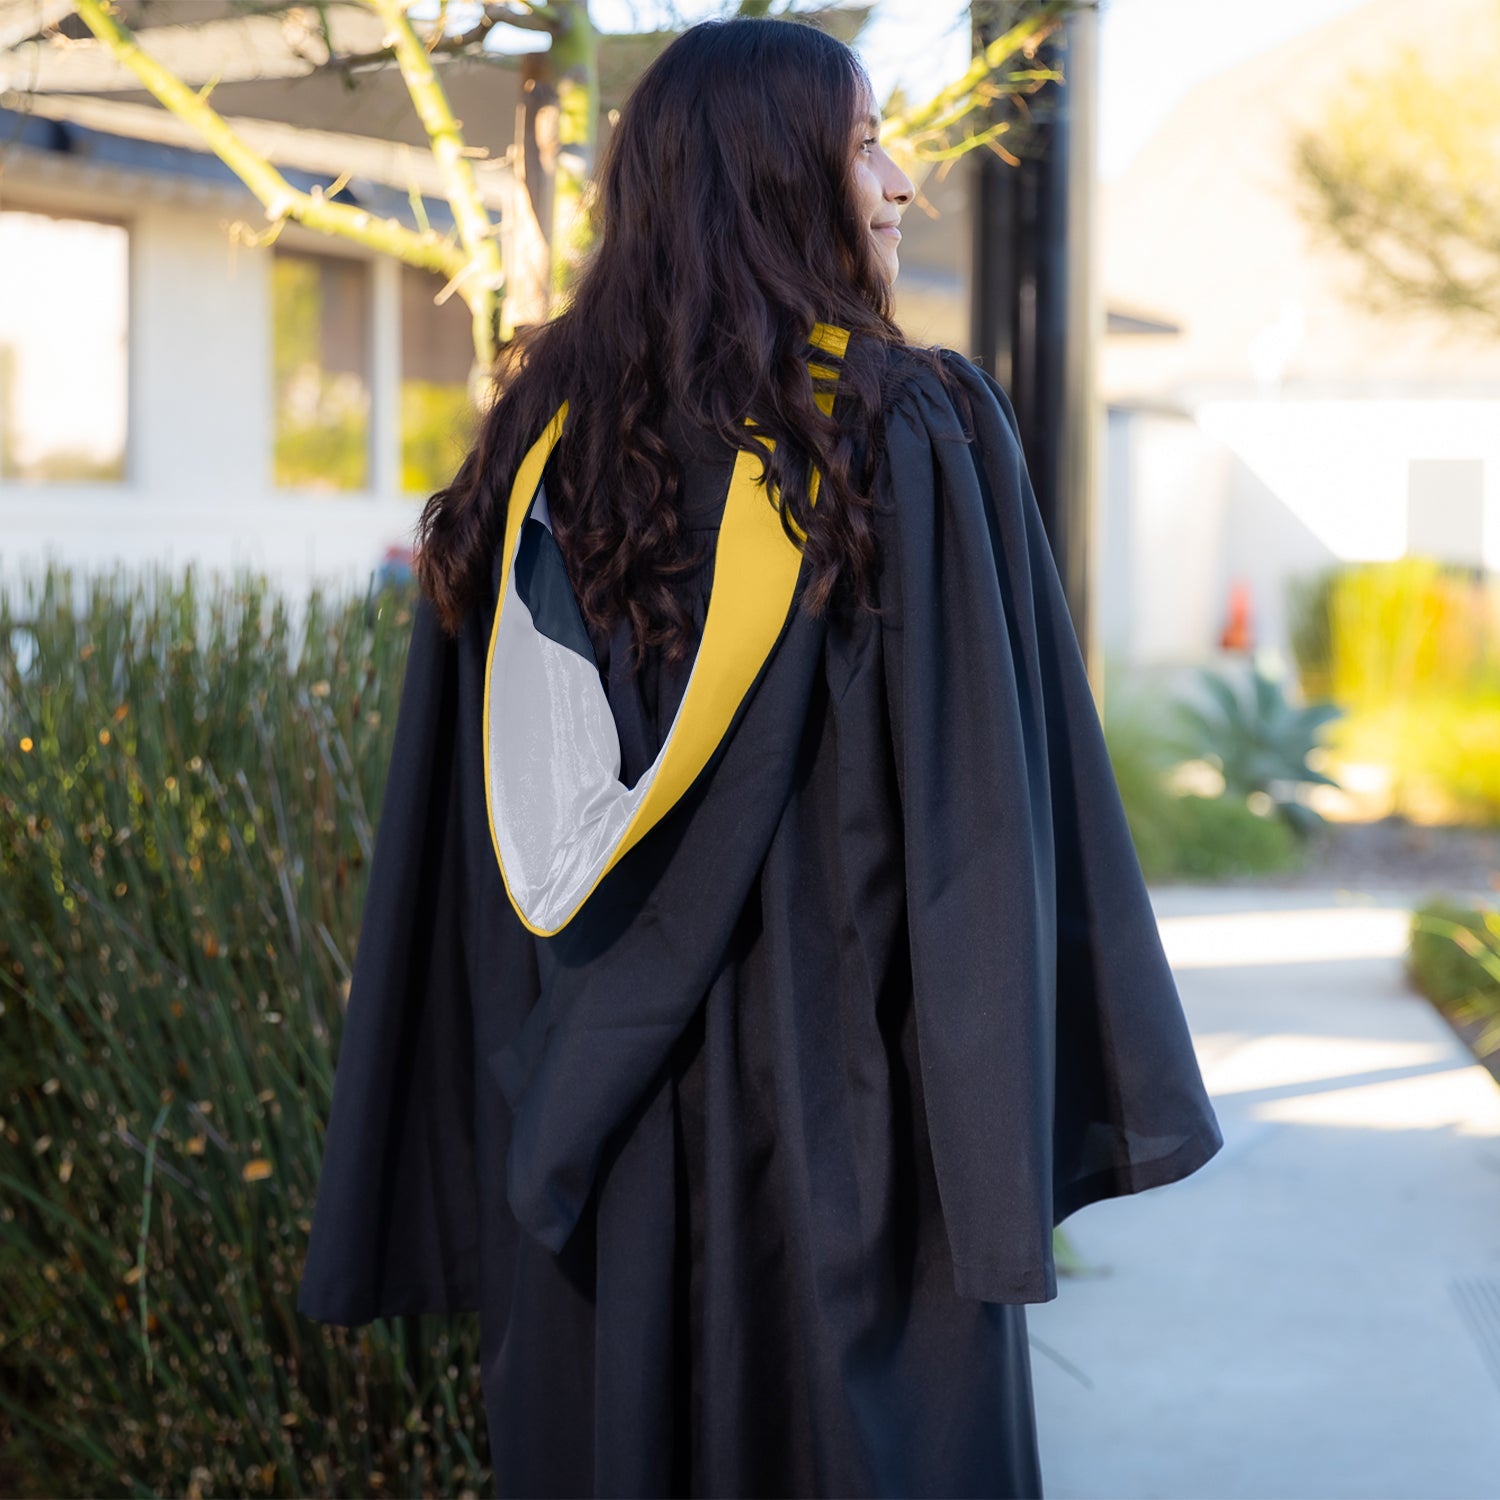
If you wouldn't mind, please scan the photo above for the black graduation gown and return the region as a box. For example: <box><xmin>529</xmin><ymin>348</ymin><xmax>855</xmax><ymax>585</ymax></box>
<box><xmin>295</xmin><ymin>345</ymin><xmax>1225</xmax><ymax>1500</ymax></box>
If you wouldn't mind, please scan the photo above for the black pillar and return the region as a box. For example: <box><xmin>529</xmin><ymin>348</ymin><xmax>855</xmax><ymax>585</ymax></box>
<box><xmin>969</xmin><ymin>2</ymin><xmax>1101</xmax><ymax>689</ymax></box>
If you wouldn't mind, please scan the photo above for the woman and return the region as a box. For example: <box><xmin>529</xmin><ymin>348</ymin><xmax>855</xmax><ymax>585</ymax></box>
<box><xmin>297</xmin><ymin>17</ymin><xmax>1224</xmax><ymax>1499</ymax></box>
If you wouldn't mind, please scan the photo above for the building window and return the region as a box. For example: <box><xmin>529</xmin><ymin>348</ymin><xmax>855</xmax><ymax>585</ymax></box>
<box><xmin>0</xmin><ymin>208</ymin><xmax>128</xmax><ymax>483</ymax></box>
<box><xmin>400</xmin><ymin>264</ymin><xmax>478</xmax><ymax>495</ymax></box>
<box><xmin>272</xmin><ymin>249</ymin><xmax>370</xmax><ymax>492</ymax></box>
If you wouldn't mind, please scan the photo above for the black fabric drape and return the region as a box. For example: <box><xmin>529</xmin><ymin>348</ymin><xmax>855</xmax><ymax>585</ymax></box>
<box><xmin>297</xmin><ymin>344</ymin><xmax>1222</xmax><ymax>1498</ymax></box>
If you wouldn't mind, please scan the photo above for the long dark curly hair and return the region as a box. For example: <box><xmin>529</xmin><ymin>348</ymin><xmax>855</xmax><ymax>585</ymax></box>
<box><xmin>415</xmin><ymin>15</ymin><xmax>918</xmax><ymax>665</ymax></box>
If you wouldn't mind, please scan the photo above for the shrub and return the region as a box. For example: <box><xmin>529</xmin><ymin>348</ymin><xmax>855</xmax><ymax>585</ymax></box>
<box><xmin>0</xmin><ymin>566</ymin><xmax>489</xmax><ymax>1498</ymax></box>
<box><xmin>1102</xmin><ymin>678</ymin><xmax>1306</xmax><ymax>882</ymax></box>
<box><xmin>1288</xmin><ymin>558</ymin><xmax>1500</xmax><ymax>705</ymax></box>
<box><xmin>1159</xmin><ymin>791</ymin><xmax>1303</xmax><ymax>880</ymax></box>
<box><xmin>1286</xmin><ymin>559</ymin><xmax>1500</xmax><ymax>822</ymax></box>
<box><xmin>1407</xmin><ymin>898</ymin><xmax>1500</xmax><ymax>1066</ymax></box>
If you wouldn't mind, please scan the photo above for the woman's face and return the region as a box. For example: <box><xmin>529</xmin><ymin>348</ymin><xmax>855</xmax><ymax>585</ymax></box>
<box><xmin>849</xmin><ymin>86</ymin><xmax>915</xmax><ymax>285</ymax></box>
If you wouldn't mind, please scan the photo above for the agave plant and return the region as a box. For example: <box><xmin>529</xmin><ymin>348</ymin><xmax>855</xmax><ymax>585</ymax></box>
<box><xmin>1173</xmin><ymin>661</ymin><xmax>1344</xmax><ymax>837</ymax></box>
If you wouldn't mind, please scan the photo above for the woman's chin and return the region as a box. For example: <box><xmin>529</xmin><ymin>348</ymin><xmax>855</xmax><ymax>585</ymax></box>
<box><xmin>865</xmin><ymin>238</ymin><xmax>900</xmax><ymax>287</ymax></box>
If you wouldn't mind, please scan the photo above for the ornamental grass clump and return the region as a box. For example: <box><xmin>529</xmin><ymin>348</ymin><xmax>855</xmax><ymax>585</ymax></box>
<box><xmin>1287</xmin><ymin>558</ymin><xmax>1500</xmax><ymax>821</ymax></box>
<box><xmin>1408</xmin><ymin>898</ymin><xmax>1500</xmax><ymax>1070</ymax></box>
<box><xmin>0</xmin><ymin>565</ymin><xmax>488</xmax><ymax>1499</ymax></box>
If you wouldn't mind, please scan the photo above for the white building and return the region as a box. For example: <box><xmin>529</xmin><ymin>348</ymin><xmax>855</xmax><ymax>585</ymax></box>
<box><xmin>1096</xmin><ymin>0</ymin><xmax>1500</xmax><ymax>673</ymax></box>
<box><xmin>0</xmin><ymin>3</ymin><xmax>528</xmax><ymax>601</ymax></box>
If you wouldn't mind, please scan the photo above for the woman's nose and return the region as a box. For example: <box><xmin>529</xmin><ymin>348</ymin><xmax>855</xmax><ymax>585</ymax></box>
<box><xmin>887</xmin><ymin>162</ymin><xmax>914</xmax><ymax>204</ymax></box>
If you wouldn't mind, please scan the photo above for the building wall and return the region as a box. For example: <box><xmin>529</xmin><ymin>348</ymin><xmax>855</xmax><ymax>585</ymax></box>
<box><xmin>1096</xmin><ymin>0</ymin><xmax>1500</xmax><ymax>675</ymax></box>
<box><xmin>1103</xmin><ymin>398</ymin><xmax>1500</xmax><ymax>673</ymax></box>
<box><xmin>1097</xmin><ymin>405</ymin><xmax>1137</xmax><ymax>667</ymax></box>
<box><xmin>1</xmin><ymin>176</ymin><xmax>424</xmax><ymax>607</ymax></box>
<box><xmin>3</xmin><ymin>153</ymin><xmax>991</xmax><ymax>611</ymax></box>
<box><xmin>1114</xmin><ymin>408</ymin><xmax>1231</xmax><ymax>667</ymax></box>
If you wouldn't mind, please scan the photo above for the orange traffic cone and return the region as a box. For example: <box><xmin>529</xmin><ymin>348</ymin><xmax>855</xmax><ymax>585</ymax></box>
<box><xmin>1220</xmin><ymin>577</ymin><xmax>1254</xmax><ymax>651</ymax></box>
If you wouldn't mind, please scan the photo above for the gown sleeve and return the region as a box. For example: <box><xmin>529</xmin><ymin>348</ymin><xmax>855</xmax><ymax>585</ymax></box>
<box><xmin>875</xmin><ymin>348</ymin><xmax>1224</xmax><ymax>1305</ymax></box>
<box><xmin>296</xmin><ymin>595</ymin><xmax>492</xmax><ymax>1325</ymax></box>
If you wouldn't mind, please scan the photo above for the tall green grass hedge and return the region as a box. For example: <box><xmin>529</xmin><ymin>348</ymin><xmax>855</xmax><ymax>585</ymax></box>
<box><xmin>0</xmin><ymin>567</ymin><xmax>489</xmax><ymax>1498</ymax></box>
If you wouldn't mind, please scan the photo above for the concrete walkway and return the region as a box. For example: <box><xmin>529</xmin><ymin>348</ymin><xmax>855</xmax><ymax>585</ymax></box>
<box><xmin>1030</xmin><ymin>884</ymin><xmax>1500</xmax><ymax>1500</ymax></box>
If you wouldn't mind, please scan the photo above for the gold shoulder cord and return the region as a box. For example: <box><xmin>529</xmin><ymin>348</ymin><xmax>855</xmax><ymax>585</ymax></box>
<box><xmin>482</xmin><ymin>322</ymin><xmax>851</xmax><ymax>936</ymax></box>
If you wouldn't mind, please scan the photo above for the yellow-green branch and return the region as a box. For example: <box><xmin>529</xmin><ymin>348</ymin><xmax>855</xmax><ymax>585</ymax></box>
<box><xmin>548</xmin><ymin>0</ymin><xmax>598</xmax><ymax>300</ymax></box>
<box><xmin>70</xmin><ymin>0</ymin><xmax>466</xmax><ymax>282</ymax></box>
<box><xmin>882</xmin><ymin>3</ymin><xmax>1067</xmax><ymax>147</ymax></box>
<box><xmin>368</xmin><ymin>0</ymin><xmax>506</xmax><ymax>363</ymax></box>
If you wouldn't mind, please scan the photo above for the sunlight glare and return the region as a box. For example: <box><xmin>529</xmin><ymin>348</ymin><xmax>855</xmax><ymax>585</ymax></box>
<box><xmin>1158</xmin><ymin>906</ymin><xmax>1412</xmax><ymax>970</ymax></box>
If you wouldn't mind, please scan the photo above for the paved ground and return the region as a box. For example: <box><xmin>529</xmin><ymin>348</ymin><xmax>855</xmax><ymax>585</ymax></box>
<box><xmin>1029</xmin><ymin>883</ymin><xmax>1500</xmax><ymax>1500</ymax></box>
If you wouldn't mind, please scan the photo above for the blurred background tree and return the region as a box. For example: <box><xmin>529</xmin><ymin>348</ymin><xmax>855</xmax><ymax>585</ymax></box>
<box><xmin>1291</xmin><ymin>24</ymin><xmax>1500</xmax><ymax>334</ymax></box>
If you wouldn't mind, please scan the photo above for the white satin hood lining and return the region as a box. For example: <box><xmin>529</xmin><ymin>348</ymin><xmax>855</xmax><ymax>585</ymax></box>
<box><xmin>486</xmin><ymin>482</ymin><xmax>699</xmax><ymax>932</ymax></box>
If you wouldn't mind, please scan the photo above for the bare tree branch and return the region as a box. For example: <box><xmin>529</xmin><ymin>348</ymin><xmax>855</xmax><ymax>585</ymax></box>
<box><xmin>286</xmin><ymin>0</ymin><xmax>554</xmax><ymax>77</ymax></box>
<box><xmin>0</xmin><ymin>0</ymin><xmax>75</xmax><ymax>52</ymax></box>
<box><xmin>68</xmin><ymin>0</ymin><xmax>467</xmax><ymax>281</ymax></box>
